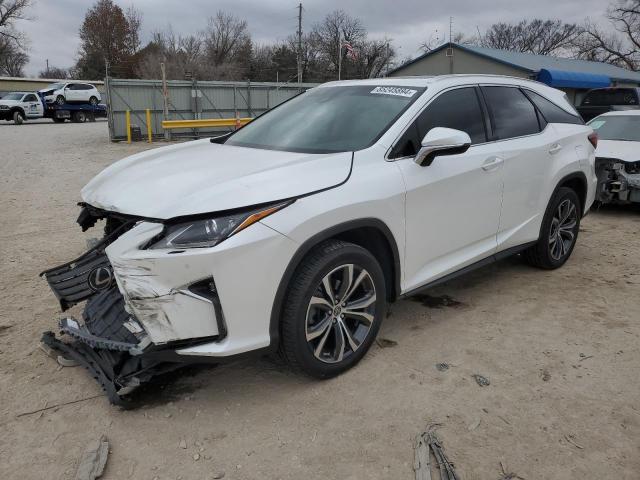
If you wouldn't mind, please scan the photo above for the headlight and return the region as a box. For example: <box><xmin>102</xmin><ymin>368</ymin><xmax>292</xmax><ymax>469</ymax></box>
<box><xmin>148</xmin><ymin>201</ymin><xmax>290</xmax><ymax>249</ymax></box>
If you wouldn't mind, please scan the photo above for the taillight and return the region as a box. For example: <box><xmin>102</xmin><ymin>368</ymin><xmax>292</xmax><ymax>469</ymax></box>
<box><xmin>588</xmin><ymin>132</ymin><xmax>598</xmax><ymax>149</ymax></box>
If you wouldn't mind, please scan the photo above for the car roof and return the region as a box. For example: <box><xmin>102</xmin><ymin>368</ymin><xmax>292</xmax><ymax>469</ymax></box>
<box><xmin>318</xmin><ymin>74</ymin><xmax>551</xmax><ymax>89</ymax></box>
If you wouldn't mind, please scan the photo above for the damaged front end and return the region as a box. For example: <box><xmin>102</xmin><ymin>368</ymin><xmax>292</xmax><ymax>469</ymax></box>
<box><xmin>40</xmin><ymin>206</ymin><xmax>203</xmax><ymax>406</ymax></box>
<box><xmin>595</xmin><ymin>158</ymin><xmax>640</xmax><ymax>205</ymax></box>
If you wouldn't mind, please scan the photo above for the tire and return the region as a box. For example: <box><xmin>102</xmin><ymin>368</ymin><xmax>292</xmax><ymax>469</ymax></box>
<box><xmin>280</xmin><ymin>239</ymin><xmax>387</xmax><ymax>378</ymax></box>
<box><xmin>524</xmin><ymin>187</ymin><xmax>581</xmax><ymax>269</ymax></box>
<box><xmin>55</xmin><ymin>95</ymin><xmax>66</xmax><ymax>105</ymax></box>
<box><xmin>52</xmin><ymin>117</ymin><xmax>65</xmax><ymax>123</ymax></box>
<box><xmin>72</xmin><ymin>111</ymin><xmax>86</xmax><ymax>123</ymax></box>
<box><xmin>12</xmin><ymin>111</ymin><xmax>24</xmax><ymax>125</ymax></box>
<box><xmin>89</xmin><ymin>96</ymin><xmax>98</xmax><ymax>105</ymax></box>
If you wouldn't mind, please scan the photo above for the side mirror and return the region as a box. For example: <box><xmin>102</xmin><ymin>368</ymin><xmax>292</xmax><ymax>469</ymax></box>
<box><xmin>414</xmin><ymin>127</ymin><xmax>472</xmax><ymax>167</ymax></box>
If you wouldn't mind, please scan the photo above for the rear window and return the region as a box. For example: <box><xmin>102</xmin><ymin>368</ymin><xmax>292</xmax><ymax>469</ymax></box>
<box><xmin>581</xmin><ymin>89</ymin><xmax>638</xmax><ymax>106</ymax></box>
<box><xmin>524</xmin><ymin>90</ymin><xmax>584</xmax><ymax>125</ymax></box>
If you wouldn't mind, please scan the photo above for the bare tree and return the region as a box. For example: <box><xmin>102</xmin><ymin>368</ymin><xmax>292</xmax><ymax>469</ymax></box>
<box><xmin>203</xmin><ymin>11</ymin><xmax>251</xmax><ymax>66</ymax></box>
<box><xmin>125</xmin><ymin>5</ymin><xmax>142</xmax><ymax>54</ymax></box>
<box><xmin>573</xmin><ymin>1</ymin><xmax>640</xmax><ymax>69</ymax></box>
<box><xmin>0</xmin><ymin>0</ymin><xmax>31</xmax><ymax>76</ymax></box>
<box><xmin>480</xmin><ymin>19</ymin><xmax>581</xmax><ymax>55</ymax></box>
<box><xmin>39</xmin><ymin>65</ymin><xmax>70</xmax><ymax>79</ymax></box>
<box><xmin>312</xmin><ymin>10</ymin><xmax>366</xmax><ymax>72</ymax></box>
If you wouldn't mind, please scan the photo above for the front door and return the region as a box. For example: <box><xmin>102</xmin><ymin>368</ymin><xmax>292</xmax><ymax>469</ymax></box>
<box><xmin>391</xmin><ymin>87</ymin><xmax>504</xmax><ymax>291</ymax></box>
<box><xmin>23</xmin><ymin>94</ymin><xmax>43</xmax><ymax>118</ymax></box>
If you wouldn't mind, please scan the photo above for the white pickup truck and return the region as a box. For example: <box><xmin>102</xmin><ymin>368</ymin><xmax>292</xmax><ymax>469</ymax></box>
<box><xmin>0</xmin><ymin>91</ymin><xmax>44</xmax><ymax>124</ymax></box>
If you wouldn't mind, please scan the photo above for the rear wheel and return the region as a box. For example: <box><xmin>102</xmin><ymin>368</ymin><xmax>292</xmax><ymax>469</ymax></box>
<box><xmin>72</xmin><ymin>111</ymin><xmax>87</xmax><ymax>123</ymax></box>
<box><xmin>524</xmin><ymin>187</ymin><xmax>581</xmax><ymax>269</ymax></box>
<box><xmin>280</xmin><ymin>240</ymin><xmax>386</xmax><ymax>378</ymax></box>
<box><xmin>89</xmin><ymin>96</ymin><xmax>98</xmax><ymax>105</ymax></box>
<box><xmin>12</xmin><ymin>111</ymin><xmax>24</xmax><ymax>125</ymax></box>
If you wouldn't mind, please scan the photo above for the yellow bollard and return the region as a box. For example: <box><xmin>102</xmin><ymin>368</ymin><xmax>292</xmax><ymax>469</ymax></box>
<box><xmin>146</xmin><ymin>109</ymin><xmax>152</xmax><ymax>143</ymax></box>
<box><xmin>125</xmin><ymin>109</ymin><xmax>131</xmax><ymax>144</ymax></box>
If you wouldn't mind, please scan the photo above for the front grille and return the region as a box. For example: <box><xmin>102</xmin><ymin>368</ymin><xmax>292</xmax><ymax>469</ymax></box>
<box><xmin>41</xmin><ymin>222</ymin><xmax>130</xmax><ymax>310</ymax></box>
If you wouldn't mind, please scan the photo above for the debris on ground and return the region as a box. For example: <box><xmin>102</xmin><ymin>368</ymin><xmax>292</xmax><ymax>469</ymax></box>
<box><xmin>16</xmin><ymin>394</ymin><xmax>103</xmax><ymax>418</ymax></box>
<box><xmin>74</xmin><ymin>435</ymin><xmax>109</xmax><ymax>480</ymax></box>
<box><xmin>57</xmin><ymin>355</ymin><xmax>80</xmax><ymax>367</ymax></box>
<box><xmin>0</xmin><ymin>324</ymin><xmax>13</xmax><ymax>336</ymax></box>
<box><xmin>38</xmin><ymin>342</ymin><xmax>57</xmax><ymax>359</ymax></box>
<box><xmin>410</xmin><ymin>294</ymin><xmax>463</xmax><ymax>309</ymax></box>
<box><xmin>212</xmin><ymin>471</ymin><xmax>226</xmax><ymax>479</ymax></box>
<box><xmin>564</xmin><ymin>433</ymin><xmax>584</xmax><ymax>449</ymax></box>
<box><xmin>467</xmin><ymin>418</ymin><xmax>481</xmax><ymax>431</ymax></box>
<box><xmin>579</xmin><ymin>355</ymin><xmax>594</xmax><ymax>362</ymax></box>
<box><xmin>499</xmin><ymin>461</ymin><xmax>525</xmax><ymax>480</ymax></box>
<box><xmin>376</xmin><ymin>338</ymin><xmax>398</xmax><ymax>348</ymax></box>
<box><xmin>541</xmin><ymin>369</ymin><xmax>551</xmax><ymax>382</ymax></box>
<box><xmin>435</xmin><ymin>363</ymin><xmax>450</xmax><ymax>372</ymax></box>
<box><xmin>414</xmin><ymin>426</ymin><xmax>459</xmax><ymax>480</ymax></box>
<box><xmin>179</xmin><ymin>439</ymin><xmax>187</xmax><ymax>449</ymax></box>
<box><xmin>471</xmin><ymin>374</ymin><xmax>490</xmax><ymax>387</ymax></box>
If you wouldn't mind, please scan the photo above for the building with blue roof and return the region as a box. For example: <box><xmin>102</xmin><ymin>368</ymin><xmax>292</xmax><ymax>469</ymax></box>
<box><xmin>388</xmin><ymin>43</ymin><xmax>640</xmax><ymax>105</ymax></box>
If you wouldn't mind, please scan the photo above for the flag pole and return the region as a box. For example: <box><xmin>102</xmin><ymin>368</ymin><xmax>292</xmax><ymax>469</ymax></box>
<box><xmin>338</xmin><ymin>31</ymin><xmax>342</xmax><ymax>80</ymax></box>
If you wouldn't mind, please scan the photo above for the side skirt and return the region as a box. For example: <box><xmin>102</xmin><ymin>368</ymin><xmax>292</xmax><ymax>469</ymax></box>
<box><xmin>399</xmin><ymin>241</ymin><xmax>537</xmax><ymax>299</ymax></box>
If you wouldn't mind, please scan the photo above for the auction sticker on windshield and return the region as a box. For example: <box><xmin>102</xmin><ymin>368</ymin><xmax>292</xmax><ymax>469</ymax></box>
<box><xmin>370</xmin><ymin>86</ymin><xmax>418</xmax><ymax>97</ymax></box>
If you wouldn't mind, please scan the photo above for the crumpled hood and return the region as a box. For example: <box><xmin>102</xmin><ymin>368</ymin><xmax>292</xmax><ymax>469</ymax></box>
<box><xmin>596</xmin><ymin>140</ymin><xmax>640</xmax><ymax>163</ymax></box>
<box><xmin>81</xmin><ymin>139</ymin><xmax>352</xmax><ymax>219</ymax></box>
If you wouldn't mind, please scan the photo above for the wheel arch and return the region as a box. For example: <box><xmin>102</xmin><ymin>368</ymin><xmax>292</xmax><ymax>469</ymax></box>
<box><xmin>268</xmin><ymin>218</ymin><xmax>401</xmax><ymax>349</ymax></box>
<box><xmin>9</xmin><ymin>107</ymin><xmax>25</xmax><ymax>117</ymax></box>
<box><xmin>554</xmin><ymin>171</ymin><xmax>588</xmax><ymax>215</ymax></box>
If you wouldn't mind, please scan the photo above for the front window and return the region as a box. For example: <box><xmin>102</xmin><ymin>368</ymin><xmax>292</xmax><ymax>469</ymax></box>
<box><xmin>225</xmin><ymin>85</ymin><xmax>425</xmax><ymax>153</ymax></box>
<box><xmin>2</xmin><ymin>93</ymin><xmax>25</xmax><ymax>100</ymax></box>
<box><xmin>588</xmin><ymin>115</ymin><xmax>640</xmax><ymax>142</ymax></box>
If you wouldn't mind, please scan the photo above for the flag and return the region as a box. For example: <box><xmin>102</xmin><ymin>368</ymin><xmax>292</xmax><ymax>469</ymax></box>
<box><xmin>343</xmin><ymin>42</ymin><xmax>358</xmax><ymax>59</ymax></box>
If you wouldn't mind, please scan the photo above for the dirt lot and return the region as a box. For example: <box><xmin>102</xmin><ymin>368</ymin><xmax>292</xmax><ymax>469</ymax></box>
<box><xmin>0</xmin><ymin>120</ymin><xmax>639</xmax><ymax>480</ymax></box>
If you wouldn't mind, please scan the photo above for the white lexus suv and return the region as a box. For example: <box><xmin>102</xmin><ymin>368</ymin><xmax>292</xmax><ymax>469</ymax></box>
<box><xmin>41</xmin><ymin>75</ymin><xmax>597</xmax><ymax>405</ymax></box>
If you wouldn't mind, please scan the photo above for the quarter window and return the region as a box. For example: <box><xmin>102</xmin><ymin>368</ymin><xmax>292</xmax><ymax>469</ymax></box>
<box><xmin>390</xmin><ymin>87</ymin><xmax>487</xmax><ymax>158</ymax></box>
<box><xmin>524</xmin><ymin>90</ymin><xmax>584</xmax><ymax>125</ymax></box>
<box><xmin>482</xmin><ymin>86</ymin><xmax>540</xmax><ymax>140</ymax></box>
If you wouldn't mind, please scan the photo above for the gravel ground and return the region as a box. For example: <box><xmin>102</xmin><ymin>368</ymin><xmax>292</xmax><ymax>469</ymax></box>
<box><xmin>0</xmin><ymin>121</ymin><xmax>639</xmax><ymax>480</ymax></box>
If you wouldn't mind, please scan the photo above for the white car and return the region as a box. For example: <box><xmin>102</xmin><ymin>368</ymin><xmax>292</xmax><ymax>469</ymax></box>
<box><xmin>38</xmin><ymin>82</ymin><xmax>101</xmax><ymax>105</ymax></box>
<box><xmin>41</xmin><ymin>75</ymin><xmax>597</xmax><ymax>405</ymax></box>
<box><xmin>588</xmin><ymin>111</ymin><xmax>640</xmax><ymax>204</ymax></box>
<box><xmin>0</xmin><ymin>91</ymin><xmax>44</xmax><ymax>124</ymax></box>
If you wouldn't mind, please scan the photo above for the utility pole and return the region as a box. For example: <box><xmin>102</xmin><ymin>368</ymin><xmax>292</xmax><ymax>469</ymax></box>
<box><xmin>104</xmin><ymin>57</ymin><xmax>110</xmax><ymax>78</ymax></box>
<box><xmin>297</xmin><ymin>3</ymin><xmax>303</xmax><ymax>83</ymax></box>
<box><xmin>448</xmin><ymin>16</ymin><xmax>454</xmax><ymax>74</ymax></box>
<box><xmin>45</xmin><ymin>59</ymin><xmax>49</xmax><ymax>75</ymax></box>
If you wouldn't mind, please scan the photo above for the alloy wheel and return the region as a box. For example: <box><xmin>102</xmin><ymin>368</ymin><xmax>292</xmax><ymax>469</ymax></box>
<box><xmin>305</xmin><ymin>264</ymin><xmax>376</xmax><ymax>364</ymax></box>
<box><xmin>548</xmin><ymin>198</ymin><xmax>577</xmax><ymax>261</ymax></box>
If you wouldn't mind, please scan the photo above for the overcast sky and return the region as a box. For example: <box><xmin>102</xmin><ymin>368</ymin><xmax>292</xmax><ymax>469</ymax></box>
<box><xmin>16</xmin><ymin>0</ymin><xmax>611</xmax><ymax>77</ymax></box>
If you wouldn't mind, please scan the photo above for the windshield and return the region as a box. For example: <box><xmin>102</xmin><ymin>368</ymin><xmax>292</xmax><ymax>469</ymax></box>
<box><xmin>588</xmin><ymin>115</ymin><xmax>640</xmax><ymax>142</ymax></box>
<box><xmin>582</xmin><ymin>89</ymin><xmax>638</xmax><ymax>106</ymax></box>
<box><xmin>45</xmin><ymin>83</ymin><xmax>65</xmax><ymax>90</ymax></box>
<box><xmin>2</xmin><ymin>93</ymin><xmax>24</xmax><ymax>101</ymax></box>
<box><xmin>226</xmin><ymin>85</ymin><xmax>425</xmax><ymax>153</ymax></box>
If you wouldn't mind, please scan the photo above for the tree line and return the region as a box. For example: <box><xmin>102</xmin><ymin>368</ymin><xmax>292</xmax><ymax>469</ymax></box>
<box><xmin>1</xmin><ymin>0</ymin><xmax>640</xmax><ymax>80</ymax></box>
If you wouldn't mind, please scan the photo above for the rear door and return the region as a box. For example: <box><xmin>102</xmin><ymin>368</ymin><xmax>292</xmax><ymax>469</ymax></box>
<box><xmin>392</xmin><ymin>86</ymin><xmax>504</xmax><ymax>290</ymax></box>
<box><xmin>480</xmin><ymin>85</ymin><xmax>556</xmax><ymax>250</ymax></box>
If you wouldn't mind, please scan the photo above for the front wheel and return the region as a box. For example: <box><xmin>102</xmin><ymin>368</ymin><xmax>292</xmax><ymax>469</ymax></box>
<box><xmin>13</xmin><ymin>111</ymin><xmax>24</xmax><ymax>125</ymax></box>
<box><xmin>55</xmin><ymin>95</ymin><xmax>66</xmax><ymax>105</ymax></box>
<box><xmin>524</xmin><ymin>187</ymin><xmax>581</xmax><ymax>269</ymax></box>
<box><xmin>280</xmin><ymin>240</ymin><xmax>387</xmax><ymax>378</ymax></box>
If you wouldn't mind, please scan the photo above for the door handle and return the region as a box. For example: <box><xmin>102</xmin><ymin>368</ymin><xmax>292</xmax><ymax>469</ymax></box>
<box><xmin>549</xmin><ymin>143</ymin><xmax>563</xmax><ymax>154</ymax></box>
<box><xmin>481</xmin><ymin>156</ymin><xmax>504</xmax><ymax>171</ymax></box>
